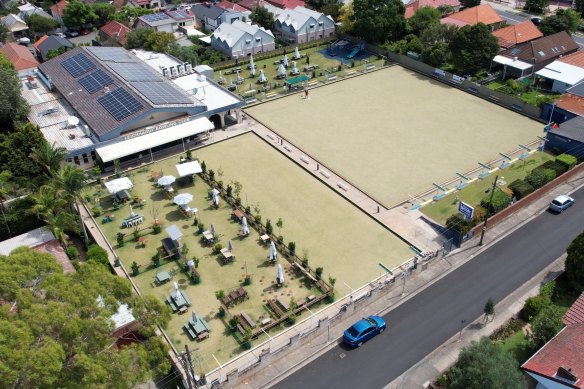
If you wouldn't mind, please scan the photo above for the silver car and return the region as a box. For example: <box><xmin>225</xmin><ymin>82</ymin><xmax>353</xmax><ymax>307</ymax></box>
<box><xmin>549</xmin><ymin>195</ymin><xmax>575</xmax><ymax>213</ymax></box>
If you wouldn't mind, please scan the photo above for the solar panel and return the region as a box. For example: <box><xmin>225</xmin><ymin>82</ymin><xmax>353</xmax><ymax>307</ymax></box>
<box><xmin>61</xmin><ymin>53</ymin><xmax>96</xmax><ymax>77</ymax></box>
<box><xmin>86</xmin><ymin>47</ymin><xmax>134</xmax><ymax>63</ymax></box>
<box><xmin>79</xmin><ymin>70</ymin><xmax>114</xmax><ymax>94</ymax></box>
<box><xmin>142</xmin><ymin>13</ymin><xmax>170</xmax><ymax>22</ymax></box>
<box><xmin>98</xmin><ymin>88</ymin><xmax>144</xmax><ymax>121</ymax></box>
<box><xmin>132</xmin><ymin>82</ymin><xmax>193</xmax><ymax>105</ymax></box>
<box><xmin>107</xmin><ymin>62</ymin><xmax>160</xmax><ymax>82</ymax></box>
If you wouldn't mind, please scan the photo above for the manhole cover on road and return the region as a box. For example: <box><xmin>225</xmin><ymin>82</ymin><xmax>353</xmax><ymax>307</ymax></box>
<box><xmin>339</xmin><ymin>353</ymin><xmax>346</xmax><ymax>359</ymax></box>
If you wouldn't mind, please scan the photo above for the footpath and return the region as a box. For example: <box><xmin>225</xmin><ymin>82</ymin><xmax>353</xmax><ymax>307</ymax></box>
<box><xmin>226</xmin><ymin>169</ymin><xmax>584</xmax><ymax>389</ymax></box>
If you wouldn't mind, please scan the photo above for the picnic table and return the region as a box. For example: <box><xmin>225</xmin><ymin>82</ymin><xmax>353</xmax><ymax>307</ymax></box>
<box><xmin>276</xmin><ymin>297</ymin><xmax>290</xmax><ymax>311</ymax></box>
<box><xmin>167</xmin><ymin>291</ymin><xmax>191</xmax><ymax>312</ymax></box>
<box><xmin>121</xmin><ymin>215</ymin><xmax>144</xmax><ymax>228</ymax></box>
<box><xmin>232</xmin><ymin>209</ymin><xmax>245</xmax><ymax>221</ymax></box>
<box><xmin>202</xmin><ymin>230</ymin><xmax>215</xmax><ymax>243</ymax></box>
<box><xmin>155</xmin><ymin>271</ymin><xmax>171</xmax><ymax>284</ymax></box>
<box><xmin>189</xmin><ymin>316</ymin><xmax>211</xmax><ymax>334</ymax></box>
<box><xmin>240</xmin><ymin>312</ymin><xmax>256</xmax><ymax>329</ymax></box>
<box><xmin>260</xmin><ymin>234</ymin><xmax>270</xmax><ymax>245</ymax></box>
<box><xmin>268</xmin><ymin>299</ymin><xmax>284</xmax><ymax>317</ymax></box>
<box><xmin>220</xmin><ymin>248</ymin><xmax>234</xmax><ymax>263</ymax></box>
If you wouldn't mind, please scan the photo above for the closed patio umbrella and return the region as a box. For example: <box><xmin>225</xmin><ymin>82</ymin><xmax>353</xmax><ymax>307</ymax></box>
<box><xmin>173</xmin><ymin>281</ymin><xmax>180</xmax><ymax>299</ymax></box>
<box><xmin>269</xmin><ymin>240</ymin><xmax>277</xmax><ymax>261</ymax></box>
<box><xmin>283</xmin><ymin>54</ymin><xmax>288</xmax><ymax>68</ymax></box>
<box><xmin>258</xmin><ymin>69</ymin><xmax>267</xmax><ymax>83</ymax></box>
<box><xmin>277</xmin><ymin>64</ymin><xmax>286</xmax><ymax>77</ymax></box>
<box><xmin>241</xmin><ymin>216</ymin><xmax>249</xmax><ymax>236</ymax></box>
<box><xmin>277</xmin><ymin>263</ymin><xmax>284</xmax><ymax>284</ymax></box>
<box><xmin>210</xmin><ymin>223</ymin><xmax>215</xmax><ymax>236</ymax></box>
<box><xmin>291</xmin><ymin>61</ymin><xmax>299</xmax><ymax>74</ymax></box>
<box><xmin>129</xmin><ymin>204</ymin><xmax>135</xmax><ymax>217</ymax></box>
<box><xmin>158</xmin><ymin>176</ymin><xmax>176</xmax><ymax>186</ymax></box>
<box><xmin>213</xmin><ymin>191</ymin><xmax>220</xmax><ymax>207</ymax></box>
<box><xmin>250</xmin><ymin>54</ymin><xmax>256</xmax><ymax>77</ymax></box>
<box><xmin>228</xmin><ymin>240</ymin><xmax>233</xmax><ymax>252</ymax></box>
<box><xmin>192</xmin><ymin>309</ymin><xmax>197</xmax><ymax>323</ymax></box>
<box><xmin>173</xmin><ymin>193</ymin><xmax>193</xmax><ymax>206</ymax></box>
<box><xmin>294</xmin><ymin>46</ymin><xmax>300</xmax><ymax>59</ymax></box>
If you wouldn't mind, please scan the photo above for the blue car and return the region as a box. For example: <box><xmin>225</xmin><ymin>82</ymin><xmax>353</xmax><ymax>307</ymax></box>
<box><xmin>343</xmin><ymin>316</ymin><xmax>386</xmax><ymax>347</ymax></box>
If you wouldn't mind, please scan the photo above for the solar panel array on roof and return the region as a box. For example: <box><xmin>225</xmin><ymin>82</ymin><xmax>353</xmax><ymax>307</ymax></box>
<box><xmin>106</xmin><ymin>62</ymin><xmax>158</xmax><ymax>82</ymax></box>
<box><xmin>61</xmin><ymin>53</ymin><xmax>96</xmax><ymax>77</ymax></box>
<box><xmin>166</xmin><ymin>10</ymin><xmax>189</xmax><ymax>19</ymax></box>
<box><xmin>86</xmin><ymin>47</ymin><xmax>134</xmax><ymax>63</ymax></box>
<box><xmin>132</xmin><ymin>82</ymin><xmax>193</xmax><ymax>105</ymax></box>
<box><xmin>141</xmin><ymin>13</ymin><xmax>170</xmax><ymax>22</ymax></box>
<box><xmin>98</xmin><ymin>87</ymin><xmax>144</xmax><ymax>121</ymax></box>
<box><xmin>79</xmin><ymin>69</ymin><xmax>114</xmax><ymax>94</ymax></box>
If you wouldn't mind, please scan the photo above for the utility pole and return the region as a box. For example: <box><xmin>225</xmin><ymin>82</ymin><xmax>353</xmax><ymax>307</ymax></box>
<box><xmin>479</xmin><ymin>175</ymin><xmax>498</xmax><ymax>246</ymax></box>
<box><xmin>185</xmin><ymin>345</ymin><xmax>197</xmax><ymax>388</ymax></box>
<box><xmin>181</xmin><ymin>346</ymin><xmax>193</xmax><ymax>389</ymax></box>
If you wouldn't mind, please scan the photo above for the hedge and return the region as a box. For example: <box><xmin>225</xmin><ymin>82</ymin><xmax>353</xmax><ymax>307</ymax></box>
<box><xmin>446</xmin><ymin>213</ymin><xmax>473</xmax><ymax>235</ymax></box>
<box><xmin>481</xmin><ymin>189</ymin><xmax>512</xmax><ymax>214</ymax></box>
<box><xmin>508</xmin><ymin>179</ymin><xmax>534</xmax><ymax>200</ymax></box>
<box><xmin>556</xmin><ymin>154</ymin><xmax>577</xmax><ymax>171</ymax></box>
<box><xmin>525</xmin><ymin>169</ymin><xmax>548</xmax><ymax>189</ymax></box>
<box><xmin>539</xmin><ymin>160</ymin><xmax>567</xmax><ymax>177</ymax></box>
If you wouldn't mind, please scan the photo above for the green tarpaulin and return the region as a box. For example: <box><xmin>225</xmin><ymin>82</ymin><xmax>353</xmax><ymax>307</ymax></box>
<box><xmin>285</xmin><ymin>75</ymin><xmax>310</xmax><ymax>85</ymax></box>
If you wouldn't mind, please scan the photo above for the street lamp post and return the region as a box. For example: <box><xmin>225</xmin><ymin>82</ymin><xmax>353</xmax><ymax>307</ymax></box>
<box><xmin>478</xmin><ymin>175</ymin><xmax>498</xmax><ymax>246</ymax></box>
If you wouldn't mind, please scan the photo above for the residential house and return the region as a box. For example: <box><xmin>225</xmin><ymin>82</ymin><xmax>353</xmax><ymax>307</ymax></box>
<box><xmin>274</xmin><ymin>6</ymin><xmax>335</xmax><ymax>44</ymax></box>
<box><xmin>18</xmin><ymin>2</ymin><xmax>54</xmax><ymax>20</ymax></box>
<box><xmin>535</xmin><ymin>51</ymin><xmax>584</xmax><ymax>93</ymax></box>
<box><xmin>128</xmin><ymin>0</ymin><xmax>162</xmax><ymax>9</ymax></box>
<box><xmin>50</xmin><ymin>0</ymin><xmax>68</xmax><ymax>26</ymax></box>
<box><xmin>492</xmin><ymin>31</ymin><xmax>579</xmax><ymax>78</ymax></box>
<box><xmin>34</xmin><ymin>34</ymin><xmax>73</xmax><ymax>61</ymax></box>
<box><xmin>522</xmin><ymin>293</ymin><xmax>584</xmax><ymax>388</ymax></box>
<box><xmin>193</xmin><ymin>3</ymin><xmax>243</xmax><ymax>32</ymax></box>
<box><xmin>491</xmin><ymin>20</ymin><xmax>543</xmax><ymax>49</ymax></box>
<box><xmin>0</xmin><ymin>14</ymin><xmax>28</xmax><ymax>38</ymax></box>
<box><xmin>440</xmin><ymin>4</ymin><xmax>503</xmax><ymax>30</ymax></box>
<box><xmin>135</xmin><ymin>11</ymin><xmax>194</xmax><ymax>33</ymax></box>
<box><xmin>216</xmin><ymin>0</ymin><xmax>250</xmax><ymax>15</ymax></box>
<box><xmin>237</xmin><ymin>0</ymin><xmax>283</xmax><ymax>15</ymax></box>
<box><xmin>211</xmin><ymin>19</ymin><xmax>274</xmax><ymax>58</ymax></box>
<box><xmin>404</xmin><ymin>0</ymin><xmax>461</xmax><ymax>19</ymax></box>
<box><xmin>0</xmin><ymin>42</ymin><xmax>39</xmax><ymax>75</ymax></box>
<box><xmin>555</xmin><ymin>82</ymin><xmax>584</xmax><ymax>119</ymax></box>
<box><xmin>99</xmin><ymin>20</ymin><xmax>132</xmax><ymax>46</ymax></box>
<box><xmin>265</xmin><ymin>0</ymin><xmax>305</xmax><ymax>10</ymax></box>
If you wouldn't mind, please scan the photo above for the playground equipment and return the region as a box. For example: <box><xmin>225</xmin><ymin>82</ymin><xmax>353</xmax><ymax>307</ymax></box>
<box><xmin>347</xmin><ymin>42</ymin><xmax>365</xmax><ymax>59</ymax></box>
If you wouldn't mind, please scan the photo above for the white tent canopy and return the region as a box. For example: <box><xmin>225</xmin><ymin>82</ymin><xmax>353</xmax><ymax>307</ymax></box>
<box><xmin>96</xmin><ymin>117</ymin><xmax>214</xmax><ymax>163</ymax></box>
<box><xmin>166</xmin><ymin>224</ymin><xmax>183</xmax><ymax>241</ymax></box>
<box><xmin>104</xmin><ymin>177</ymin><xmax>133</xmax><ymax>194</ymax></box>
<box><xmin>176</xmin><ymin>161</ymin><xmax>203</xmax><ymax>177</ymax></box>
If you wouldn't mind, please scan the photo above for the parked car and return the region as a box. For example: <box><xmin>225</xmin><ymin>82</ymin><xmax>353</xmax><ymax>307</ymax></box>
<box><xmin>343</xmin><ymin>316</ymin><xmax>386</xmax><ymax>347</ymax></box>
<box><xmin>549</xmin><ymin>195</ymin><xmax>574</xmax><ymax>213</ymax></box>
<box><xmin>80</xmin><ymin>29</ymin><xmax>90</xmax><ymax>35</ymax></box>
<box><xmin>531</xmin><ymin>17</ymin><xmax>543</xmax><ymax>26</ymax></box>
<box><xmin>66</xmin><ymin>31</ymin><xmax>79</xmax><ymax>37</ymax></box>
<box><xmin>51</xmin><ymin>32</ymin><xmax>66</xmax><ymax>38</ymax></box>
<box><xmin>17</xmin><ymin>37</ymin><xmax>30</xmax><ymax>45</ymax></box>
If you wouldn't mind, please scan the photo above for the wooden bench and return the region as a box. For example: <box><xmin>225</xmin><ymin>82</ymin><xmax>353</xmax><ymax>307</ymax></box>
<box><xmin>236</xmin><ymin>287</ymin><xmax>248</xmax><ymax>301</ymax></box>
<box><xmin>268</xmin><ymin>299</ymin><xmax>284</xmax><ymax>318</ymax></box>
<box><xmin>238</xmin><ymin>315</ymin><xmax>251</xmax><ymax>331</ymax></box>
<box><xmin>241</xmin><ymin>312</ymin><xmax>256</xmax><ymax>329</ymax></box>
<box><xmin>237</xmin><ymin>324</ymin><xmax>246</xmax><ymax>335</ymax></box>
<box><xmin>307</xmin><ymin>81</ymin><xmax>318</xmax><ymax>87</ymax></box>
<box><xmin>197</xmin><ymin>331</ymin><xmax>209</xmax><ymax>341</ymax></box>
<box><xmin>178</xmin><ymin>306</ymin><xmax>188</xmax><ymax>315</ymax></box>
<box><xmin>266</xmin><ymin>93</ymin><xmax>277</xmax><ymax>99</ymax></box>
<box><xmin>276</xmin><ymin>297</ymin><xmax>290</xmax><ymax>311</ymax></box>
<box><xmin>221</xmin><ymin>295</ymin><xmax>233</xmax><ymax>307</ymax></box>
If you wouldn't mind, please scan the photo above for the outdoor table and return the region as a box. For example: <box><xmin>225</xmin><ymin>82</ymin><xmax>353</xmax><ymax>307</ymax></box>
<box><xmin>241</xmin><ymin>312</ymin><xmax>256</xmax><ymax>328</ymax></box>
<box><xmin>276</xmin><ymin>297</ymin><xmax>290</xmax><ymax>311</ymax></box>
<box><xmin>156</xmin><ymin>271</ymin><xmax>171</xmax><ymax>284</ymax></box>
<box><xmin>202</xmin><ymin>231</ymin><xmax>215</xmax><ymax>243</ymax></box>
<box><xmin>121</xmin><ymin>215</ymin><xmax>143</xmax><ymax>228</ymax></box>
<box><xmin>220</xmin><ymin>248</ymin><xmax>233</xmax><ymax>262</ymax></box>
<box><xmin>260</xmin><ymin>234</ymin><xmax>270</xmax><ymax>244</ymax></box>
<box><xmin>189</xmin><ymin>317</ymin><xmax>210</xmax><ymax>334</ymax></box>
<box><xmin>173</xmin><ymin>292</ymin><xmax>188</xmax><ymax>308</ymax></box>
<box><xmin>232</xmin><ymin>209</ymin><xmax>245</xmax><ymax>221</ymax></box>
<box><xmin>179</xmin><ymin>306</ymin><xmax>188</xmax><ymax>314</ymax></box>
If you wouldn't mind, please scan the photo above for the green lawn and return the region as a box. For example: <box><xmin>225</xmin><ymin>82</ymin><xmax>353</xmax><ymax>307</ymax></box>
<box><xmin>421</xmin><ymin>152</ymin><xmax>555</xmax><ymax>224</ymax></box>
<box><xmin>498</xmin><ymin>331</ymin><xmax>532</xmax><ymax>365</ymax></box>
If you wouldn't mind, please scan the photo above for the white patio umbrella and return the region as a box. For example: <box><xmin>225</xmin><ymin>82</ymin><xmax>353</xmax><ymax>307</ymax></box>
<box><xmin>269</xmin><ymin>240</ymin><xmax>277</xmax><ymax>261</ymax></box>
<box><xmin>291</xmin><ymin>61</ymin><xmax>298</xmax><ymax>74</ymax></box>
<box><xmin>210</xmin><ymin>223</ymin><xmax>216</xmax><ymax>236</ymax></box>
<box><xmin>277</xmin><ymin>64</ymin><xmax>286</xmax><ymax>77</ymax></box>
<box><xmin>283</xmin><ymin>54</ymin><xmax>288</xmax><ymax>68</ymax></box>
<box><xmin>241</xmin><ymin>216</ymin><xmax>249</xmax><ymax>236</ymax></box>
<box><xmin>158</xmin><ymin>176</ymin><xmax>176</xmax><ymax>186</ymax></box>
<box><xmin>277</xmin><ymin>263</ymin><xmax>284</xmax><ymax>284</ymax></box>
<box><xmin>173</xmin><ymin>193</ymin><xmax>193</xmax><ymax>206</ymax></box>
<box><xmin>173</xmin><ymin>281</ymin><xmax>180</xmax><ymax>299</ymax></box>
<box><xmin>258</xmin><ymin>69</ymin><xmax>267</xmax><ymax>83</ymax></box>
<box><xmin>228</xmin><ymin>240</ymin><xmax>233</xmax><ymax>252</ymax></box>
<box><xmin>294</xmin><ymin>46</ymin><xmax>300</xmax><ymax>59</ymax></box>
<box><xmin>213</xmin><ymin>191</ymin><xmax>220</xmax><ymax>207</ymax></box>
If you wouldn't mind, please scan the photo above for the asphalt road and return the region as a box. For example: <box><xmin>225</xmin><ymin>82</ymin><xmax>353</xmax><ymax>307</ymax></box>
<box><xmin>275</xmin><ymin>186</ymin><xmax>584</xmax><ymax>389</ymax></box>
<box><xmin>493</xmin><ymin>6</ymin><xmax>584</xmax><ymax>47</ymax></box>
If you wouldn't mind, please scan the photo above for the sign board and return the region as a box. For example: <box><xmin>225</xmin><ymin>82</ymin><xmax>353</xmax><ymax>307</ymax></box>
<box><xmin>458</xmin><ymin>201</ymin><xmax>474</xmax><ymax>221</ymax></box>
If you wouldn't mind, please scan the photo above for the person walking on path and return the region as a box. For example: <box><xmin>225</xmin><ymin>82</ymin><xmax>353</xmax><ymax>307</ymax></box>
<box><xmin>305</xmin><ymin>90</ymin><xmax>309</xmax><ymax>99</ymax></box>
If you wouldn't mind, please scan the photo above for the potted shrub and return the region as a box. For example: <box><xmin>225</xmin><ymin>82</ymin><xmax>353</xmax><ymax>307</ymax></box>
<box><xmin>201</xmin><ymin>161</ymin><xmax>207</xmax><ymax>174</ymax></box>
<box><xmin>288</xmin><ymin>241</ymin><xmax>296</xmax><ymax>256</ymax></box>
<box><xmin>152</xmin><ymin>251</ymin><xmax>161</xmax><ymax>267</ymax></box>
<box><xmin>244</xmin><ymin>274</ymin><xmax>252</xmax><ymax>285</ymax></box>
<box><xmin>152</xmin><ymin>223</ymin><xmax>162</xmax><ymax>234</ymax></box>
<box><xmin>197</xmin><ymin>223</ymin><xmax>205</xmax><ymax>234</ymax></box>
<box><xmin>131</xmin><ymin>261</ymin><xmax>140</xmax><ymax>276</ymax></box>
<box><xmin>208</xmin><ymin>169</ymin><xmax>215</xmax><ymax>182</ymax></box>
<box><xmin>117</xmin><ymin>232</ymin><xmax>125</xmax><ymax>247</ymax></box>
<box><xmin>192</xmin><ymin>270</ymin><xmax>200</xmax><ymax>284</ymax></box>
<box><xmin>315</xmin><ymin>267</ymin><xmax>323</xmax><ymax>280</ymax></box>
<box><xmin>218</xmin><ymin>306</ymin><xmax>226</xmax><ymax>318</ymax></box>
<box><xmin>226</xmin><ymin>184</ymin><xmax>233</xmax><ymax>198</ymax></box>
<box><xmin>229</xmin><ymin>317</ymin><xmax>238</xmax><ymax>332</ymax></box>
<box><xmin>278</xmin><ymin>235</ymin><xmax>284</xmax><ymax>244</ymax></box>
<box><xmin>265</xmin><ymin>219</ymin><xmax>273</xmax><ymax>234</ymax></box>
<box><xmin>213</xmin><ymin>243</ymin><xmax>223</xmax><ymax>254</ymax></box>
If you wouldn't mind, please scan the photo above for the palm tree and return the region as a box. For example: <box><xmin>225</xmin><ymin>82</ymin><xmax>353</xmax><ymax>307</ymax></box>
<box><xmin>31</xmin><ymin>184</ymin><xmax>79</xmax><ymax>244</ymax></box>
<box><xmin>55</xmin><ymin>165</ymin><xmax>88</xmax><ymax>241</ymax></box>
<box><xmin>30</xmin><ymin>141</ymin><xmax>67</xmax><ymax>178</ymax></box>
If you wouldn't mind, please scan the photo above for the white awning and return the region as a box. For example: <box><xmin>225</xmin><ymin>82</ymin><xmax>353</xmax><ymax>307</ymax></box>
<box><xmin>492</xmin><ymin>55</ymin><xmax>533</xmax><ymax>71</ymax></box>
<box><xmin>104</xmin><ymin>177</ymin><xmax>133</xmax><ymax>194</ymax></box>
<box><xmin>536</xmin><ymin>61</ymin><xmax>584</xmax><ymax>85</ymax></box>
<box><xmin>176</xmin><ymin>160</ymin><xmax>202</xmax><ymax>177</ymax></box>
<box><xmin>96</xmin><ymin>117</ymin><xmax>213</xmax><ymax>163</ymax></box>
<box><xmin>166</xmin><ymin>224</ymin><xmax>183</xmax><ymax>241</ymax></box>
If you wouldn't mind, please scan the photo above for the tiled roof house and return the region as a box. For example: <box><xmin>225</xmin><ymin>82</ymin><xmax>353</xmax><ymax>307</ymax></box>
<box><xmin>0</xmin><ymin>42</ymin><xmax>39</xmax><ymax>75</ymax></box>
<box><xmin>99</xmin><ymin>20</ymin><xmax>132</xmax><ymax>46</ymax></box>
<box><xmin>404</xmin><ymin>0</ymin><xmax>460</xmax><ymax>19</ymax></box>
<box><xmin>492</xmin><ymin>20</ymin><xmax>543</xmax><ymax>49</ymax></box>
<box><xmin>440</xmin><ymin>4</ymin><xmax>503</xmax><ymax>30</ymax></box>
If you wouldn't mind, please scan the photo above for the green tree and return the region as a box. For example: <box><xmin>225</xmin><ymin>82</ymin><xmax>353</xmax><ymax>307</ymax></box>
<box><xmin>529</xmin><ymin>305</ymin><xmax>565</xmax><ymax>350</ymax></box>
<box><xmin>30</xmin><ymin>184</ymin><xmax>79</xmax><ymax>243</ymax></box>
<box><xmin>524</xmin><ymin>0</ymin><xmax>549</xmax><ymax>14</ymax></box>
<box><xmin>565</xmin><ymin>230</ymin><xmax>584</xmax><ymax>293</ymax></box>
<box><xmin>55</xmin><ymin>164</ymin><xmax>88</xmax><ymax>240</ymax></box>
<box><xmin>145</xmin><ymin>31</ymin><xmax>175</xmax><ymax>52</ymax></box>
<box><xmin>0</xmin><ymin>123</ymin><xmax>44</xmax><ymax>187</ymax></box>
<box><xmin>448</xmin><ymin>337</ymin><xmax>525</xmax><ymax>389</ymax></box>
<box><xmin>63</xmin><ymin>0</ymin><xmax>99</xmax><ymax>27</ymax></box>
<box><xmin>0</xmin><ymin>52</ymin><xmax>14</xmax><ymax>70</ymax></box>
<box><xmin>86</xmin><ymin>244</ymin><xmax>109</xmax><ymax>267</ymax></box>
<box><xmin>250</xmin><ymin>6</ymin><xmax>275</xmax><ymax>30</ymax></box>
<box><xmin>575</xmin><ymin>0</ymin><xmax>584</xmax><ymax>17</ymax></box>
<box><xmin>338</xmin><ymin>0</ymin><xmax>355</xmax><ymax>33</ymax></box>
<box><xmin>92</xmin><ymin>2</ymin><xmax>115</xmax><ymax>26</ymax></box>
<box><xmin>408</xmin><ymin>6</ymin><xmax>441</xmax><ymax>34</ymax></box>
<box><xmin>0</xmin><ymin>24</ymin><xmax>8</xmax><ymax>43</ymax></box>
<box><xmin>109</xmin><ymin>5</ymin><xmax>154</xmax><ymax>23</ymax></box>
<box><xmin>449</xmin><ymin>23</ymin><xmax>499</xmax><ymax>74</ymax></box>
<box><xmin>306</xmin><ymin>0</ymin><xmax>342</xmax><ymax>20</ymax></box>
<box><xmin>30</xmin><ymin>140</ymin><xmax>68</xmax><ymax>178</ymax></box>
<box><xmin>539</xmin><ymin>8</ymin><xmax>581</xmax><ymax>35</ymax></box>
<box><xmin>460</xmin><ymin>0</ymin><xmax>480</xmax><ymax>8</ymax></box>
<box><xmin>125</xmin><ymin>27</ymin><xmax>154</xmax><ymax>49</ymax></box>
<box><xmin>0</xmin><ymin>248</ymin><xmax>171</xmax><ymax>388</ymax></box>
<box><xmin>26</xmin><ymin>14</ymin><xmax>59</xmax><ymax>34</ymax></box>
<box><xmin>483</xmin><ymin>298</ymin><xmax>495</xmax><ymax>323</ymax></box>
<box><xmin>420</xmin><ymin>23</ymin><xmax>455</xmax><ymax>66</ymax></box>
<box><xmin>45</xmin><ymin>46</ymin><xmax>70</xmax><ymax>61</ymax></box>
<box><xmin>352</xmin><ymin>0</ymin><xmax>406</xmax><ymax>44</ymax></box>
<box><xmin>168</xmin><ymin>44</ymin><xmax>199</xmax><ymax>65</ymax></box>
<box><xmin>0</xmin><ymin>65</ymin><xmax>30</xmax><ymax>131</ymax></box>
